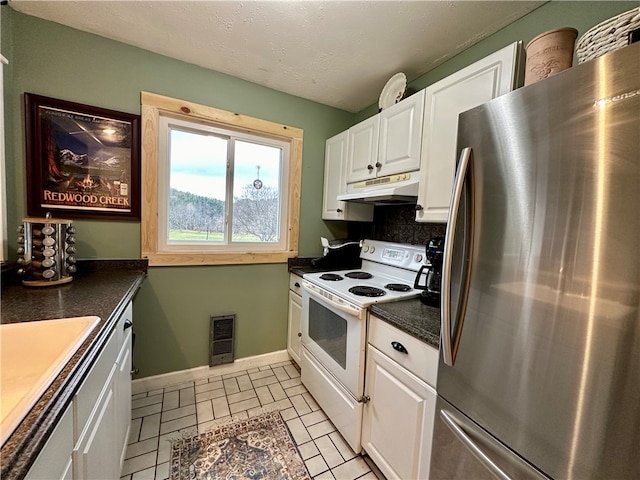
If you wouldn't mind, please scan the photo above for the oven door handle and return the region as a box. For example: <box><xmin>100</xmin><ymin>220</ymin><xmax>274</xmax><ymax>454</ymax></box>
<box><xmin>301</xmin><ymin>280</ymin><xmax>366</xmax><ymax>321</ymax></box>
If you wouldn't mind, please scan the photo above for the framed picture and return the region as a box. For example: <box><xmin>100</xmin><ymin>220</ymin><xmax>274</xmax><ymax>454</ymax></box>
<box><xmin>24</xmin><ymin>93</ymin><xmax>141</xmax><ymax>220</ymax></box>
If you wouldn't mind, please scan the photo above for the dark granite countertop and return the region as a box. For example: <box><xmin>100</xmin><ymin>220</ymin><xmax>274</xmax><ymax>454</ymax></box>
<box><xmin>0</xmin><ymin>259</ymin><xmax>148</xmax><ymax>480</ymax></box>
<box><xmin>370</xmin><ymin>297</ymin><xmax>441</xmax><ymax>349</ymax></box>
<box><xmin>288</xmin><ymin>257</ymin><xmax>333</xmax><ymax>277</ymax></box>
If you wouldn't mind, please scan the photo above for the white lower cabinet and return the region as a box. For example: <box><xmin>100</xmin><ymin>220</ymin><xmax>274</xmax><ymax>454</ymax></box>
<box><xmin>74</xmin><ymin>301</ymin><xmax>132</xmax><ymax>479</ymax></box>
<box><xmin>24</xmin><ymin>404</ymin><xmax>74</xmax><ymax>480</ymax></box>
<box><xmin>115</xmin><ymin>326</ymin><xmax>133</xmax><ymax>467</ymax></box>
<box><xmin>26</xmin><ymin>302</ymin><xmax>133</xmax><ymax>480</ymax></box>
<box><xmin>74</xmin><ymin>379</ymin><xmax>118</xmax><ymax>480</ymax></box>
<box><xmin>362</xmin><ymin>315</ymin><xmax>438</xmax><ymax>480</ymax></box>
<box><xmin>287</xmin><ymin>274</ymin><xmax>303</xmax><ymax>365</ymax></box>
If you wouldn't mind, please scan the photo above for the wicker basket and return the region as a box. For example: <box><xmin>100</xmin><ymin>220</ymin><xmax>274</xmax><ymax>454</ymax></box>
<box><xmin>576</xmin><ymin>7</ymin><xmax>640</xmax><ymax>64</ymax></box>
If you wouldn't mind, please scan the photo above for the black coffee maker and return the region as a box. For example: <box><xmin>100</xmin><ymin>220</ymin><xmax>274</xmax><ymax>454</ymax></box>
<box><xmin>413</xmin><ymin>236</ymin><xmax>444</xmax><ymax>304</ymax></box>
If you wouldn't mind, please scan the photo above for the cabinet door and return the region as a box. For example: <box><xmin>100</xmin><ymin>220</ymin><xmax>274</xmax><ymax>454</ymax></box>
<box><xmin>287</xmin><ymin>289</ymin><xmax>302</xmax><ymax>365</ymax></box>
<box><xmin>323</xmin><ymin>131</ymin><xmax>348</xmax><ymax>220</ymax></box>
<box><xmin>416</xmin><ymin>41</ymin><xmax>522</xmax><ymax>223</ymax></box>
<box><xmin>346</xmin><ymin>115</ymin><xmax>379</xmax><ymax>183</ymax></box>
<box><xmin>25</xmin><ymin>404</ymin><xmax>73</xmax><ymax>480</ymax></box>
<box><xmin>322</xmin><ymin>132</ymin><xmax>373</xmax><ymax>221</ymax></box>
<box><xmin>74</xmin><ymin>371</ymin><xmax>118</xmax><ymax>480</ymax></box>
<box><xmin>115</xmin><ymin>328</ymin><xmax>132</xmax><ymax>468</ymax></box>
<box><xmin>378</xmin><ymin>89</ymin><xmax>425</xmax><ymax>177</ymax></box>
<box><xmin>362</xmin><ymin>345</ymin><xmax>437</xmax><ymax>480</ymax></box>
<box><xmin>322</xmin><ymin>131</ymin><xmax>373</xmax><ymax>222</ymax></box>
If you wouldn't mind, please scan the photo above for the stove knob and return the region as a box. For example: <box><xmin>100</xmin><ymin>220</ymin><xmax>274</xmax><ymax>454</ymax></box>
<box><xmin>363</xmin><ymin>245</ymin><xmax>369</xmax><ymax>253</ymax></box>
<box><xmin>415</xmin><ymin>254</ymin><xmax>423</xmax><ymax>263</ymax></box>
<box><xmin>369</xmin><ymin>246</ymin><xmax>375</xmax><ymax>254</ymax></box>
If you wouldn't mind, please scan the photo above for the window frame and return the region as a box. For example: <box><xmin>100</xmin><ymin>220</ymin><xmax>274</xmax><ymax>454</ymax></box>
<box><xmin>141</xmin><ymin>92</ymin><xmax>302</xmax><ymax>266</ymax></box>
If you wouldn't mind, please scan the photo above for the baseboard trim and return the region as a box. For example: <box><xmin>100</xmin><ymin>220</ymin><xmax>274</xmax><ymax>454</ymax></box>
<box><xmin>132</xmin><ymin>350</ymin><xmax>291</xmax><ymax>394</ymax></box>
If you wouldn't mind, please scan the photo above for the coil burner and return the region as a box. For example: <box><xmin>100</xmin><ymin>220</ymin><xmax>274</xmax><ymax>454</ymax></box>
<box><xmin>345</xmin><ymin>271</ymin><xmax>373</xmax><ymax>280</ymax></box>
<box><xmin>320</xmin><ymin>273</ymin><xmax>344</xmax><ymax>281</ymax></box>
<box><xmin>349</xmin><ymin>286</ymin><xmax>386</xmax><ymax>297</ymax></box>
<box><xmin>385</xmin><ymin>283</ymin><xmax>412</xmax><ymax>292</ymax></box>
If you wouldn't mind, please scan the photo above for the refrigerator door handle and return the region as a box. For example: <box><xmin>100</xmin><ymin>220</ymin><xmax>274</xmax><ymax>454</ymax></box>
<box><xmin>442</xmin><ymin>146</ymin><xmax>473</xmax><ymax>366</ymax></box>
<box><xmin>438</xmin><ymin>407</ymin><xmax>550</xmax><ymax>480</ymax></box>
<box><xmin>440</xmin><ymin>409</ymin><xmax>512</xmax><ymax>480</ymax></box>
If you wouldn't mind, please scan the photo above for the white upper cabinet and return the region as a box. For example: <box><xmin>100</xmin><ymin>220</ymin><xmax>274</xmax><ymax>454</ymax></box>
<box><xmin>345</xmin><ymin>115</ymin><xmax>380</xmax><ymax>183</ymax></box>
<box><xmin>322</xmin><ymin>131</ymin><xmax>373</xmax><ymax>221</ymax></box>
<box><xmin>416</xmin><ymin>41</ymin><xmax>522</xmax><ymax>223</ymax></box>
<box><xmin>377</xmin><ymin>89</ymin><xmax>425</xmax><ymax>178</ymax></box>
<box><xmin>346</xmin><ymin>90</ymin><xmax>425</xmax><ymax>183</ymax></box>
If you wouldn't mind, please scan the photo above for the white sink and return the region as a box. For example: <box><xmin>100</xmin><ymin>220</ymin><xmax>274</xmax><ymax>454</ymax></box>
<box><xmin>0</xmin><ymin>316</ymin><xmax>101</xmax><ymax>446</ymax></box>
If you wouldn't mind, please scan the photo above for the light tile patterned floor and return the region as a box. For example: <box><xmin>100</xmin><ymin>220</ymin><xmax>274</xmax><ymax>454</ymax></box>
<box><xmin>120</xmin><ymin>360</ymin><xmax>384</xmax><ymax>480</ymax></box>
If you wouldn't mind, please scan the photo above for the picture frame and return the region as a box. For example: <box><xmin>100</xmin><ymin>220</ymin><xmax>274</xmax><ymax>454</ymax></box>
<box><xmin>24</xmin><ymin>93</ymin><xmax>141</xmax><ymax>220</ymax></box>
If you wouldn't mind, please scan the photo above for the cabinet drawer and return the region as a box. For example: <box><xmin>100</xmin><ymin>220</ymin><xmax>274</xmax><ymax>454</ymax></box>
<box><xmin>75</xmin><ymin>329</ymin><xmax>118</xmax><ymax>433</ymax></box>
<box><xmin>368</xmin><ymin>315</ymin><xmax>438</xmax><ymax>388</ymax></box>
<box><xmin>289</xmin><ymin>274</ymin><xmax>303</xmax><ymax>296</ymax></box>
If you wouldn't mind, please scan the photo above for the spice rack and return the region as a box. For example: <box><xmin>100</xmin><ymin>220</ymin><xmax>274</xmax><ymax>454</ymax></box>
<box><xmin>17</xmin><ymin>213</ymin><xmax>77</xmax><ymax>286</ymax></box>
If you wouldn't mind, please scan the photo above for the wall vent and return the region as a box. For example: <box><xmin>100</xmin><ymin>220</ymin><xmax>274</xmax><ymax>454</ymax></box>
<box><xmin>209</xmin><ymin>314</ymin><xmax>235</xmax><ymax>366</ymax></box>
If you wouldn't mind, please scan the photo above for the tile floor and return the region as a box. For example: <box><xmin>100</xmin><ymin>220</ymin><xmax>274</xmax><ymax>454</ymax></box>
<box><xmin>120</xmin><ymin>359</ymin><xmax>384</xmax><ymax>480</ymax></box>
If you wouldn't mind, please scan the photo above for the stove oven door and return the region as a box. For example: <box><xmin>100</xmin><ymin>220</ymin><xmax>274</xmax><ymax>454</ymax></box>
<box><xmin>301</xmin><ymin>280</ymin><xmax>367</xmax><ymax>452</ymax></box>
<box><xmin>300</xmin><ymin>280</ymin><xmax>367</xmax><ymax>396</ymax></box>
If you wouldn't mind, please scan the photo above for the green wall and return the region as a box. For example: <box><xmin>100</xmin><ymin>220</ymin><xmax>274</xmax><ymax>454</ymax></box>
<box><xmin>3</xmin><ymin>1</ymin><xmax>637</xmax><ymax>378</ymax></box>
<box><xmin>2</xmin><ymin>8</ymin><xmax>351</xmax><ymax>378</ymax></box>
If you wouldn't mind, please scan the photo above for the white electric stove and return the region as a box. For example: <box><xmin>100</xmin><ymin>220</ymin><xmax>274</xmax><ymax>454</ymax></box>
<box><xmin>300</xmin><ymin>239</ymin><xmax>429</xmax><ymax>453</ymax></box>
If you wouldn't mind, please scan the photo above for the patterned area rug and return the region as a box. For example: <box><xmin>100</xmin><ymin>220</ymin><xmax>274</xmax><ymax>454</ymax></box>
<box><xmin>169</xmin><ymin>411</ymin><xmax>311</xmax><ymax>480</ymax></box>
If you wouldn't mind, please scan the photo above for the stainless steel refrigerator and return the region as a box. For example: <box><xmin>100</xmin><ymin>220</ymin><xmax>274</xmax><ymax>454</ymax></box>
<box><xmin>431</xmin><ymin>41</ymin><xmax>640</xmax><ymax>480</ymax></box>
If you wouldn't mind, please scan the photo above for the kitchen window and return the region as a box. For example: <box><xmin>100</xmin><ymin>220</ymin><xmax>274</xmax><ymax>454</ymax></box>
<box><xmin>141</xmin><ymin>92</ymin><xmax>302</xmax><ymax>266</ymax></box>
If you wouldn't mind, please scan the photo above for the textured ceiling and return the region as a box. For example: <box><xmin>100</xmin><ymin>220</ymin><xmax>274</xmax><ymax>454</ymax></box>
<box><xmin>9</xmin><ymin>1</ymin><xmax>546</xmax><ymax>112</ymax></box>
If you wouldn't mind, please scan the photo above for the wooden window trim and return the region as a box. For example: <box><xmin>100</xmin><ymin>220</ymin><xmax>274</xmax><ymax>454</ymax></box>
<box><xmin>140</xmin><ymin>91</ymin><xmax>302</xmax><ymax>266</ymax></box>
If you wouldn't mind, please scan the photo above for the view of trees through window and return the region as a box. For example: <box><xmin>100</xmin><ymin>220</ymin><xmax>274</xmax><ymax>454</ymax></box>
<box><xmin>166</xmin><ymin>126</ymin><xmax>282</xmax><ymax>244</ymax></box>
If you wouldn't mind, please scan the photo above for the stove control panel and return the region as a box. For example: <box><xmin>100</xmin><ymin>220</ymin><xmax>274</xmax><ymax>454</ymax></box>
<box><xmin>361</xmin><ymin>240</ymin><xmax>428</xmax><ymax>271</ymax></box>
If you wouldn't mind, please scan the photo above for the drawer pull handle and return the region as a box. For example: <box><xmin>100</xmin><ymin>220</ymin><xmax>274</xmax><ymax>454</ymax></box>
<box><xmin>294</xmin><ymin>282</ymin><xmax>301</xmax><ymax>288</ymax></box>
<box><xmin>391</xmin><ymin>341</ymin><xmax>408</xmax><ymax>354</ymax></box>
<box><xmin>124</xmin><ymin>319</ymin><xmax>133</xmax><ymax>330</ymax></box>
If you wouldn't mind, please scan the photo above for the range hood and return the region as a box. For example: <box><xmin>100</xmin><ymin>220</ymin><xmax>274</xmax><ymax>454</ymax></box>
<box><xmin>337</xmin><ymin>171</ymin><xmax>419</xmax><ymax>205</ymax></box>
